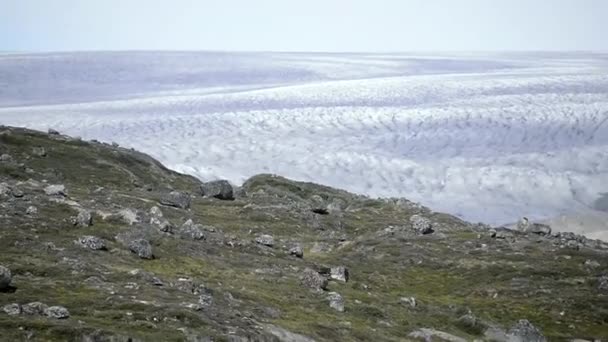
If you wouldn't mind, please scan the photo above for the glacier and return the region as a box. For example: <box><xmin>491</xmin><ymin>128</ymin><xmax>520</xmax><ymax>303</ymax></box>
<box><xmin>1</xmin><ymin>51</ymin><xmax>607</xmax><ymax>236</ymax></box>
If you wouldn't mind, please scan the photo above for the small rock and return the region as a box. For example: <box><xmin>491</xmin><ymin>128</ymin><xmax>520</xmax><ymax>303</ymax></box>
<box><xmin>399</xmin><ymin>297</ymin><xmax>417</xmax><ymax>308</ymax></box>
<box><xmin>457</xmin><ymin>313</ymin><xmax>487</xmax><ymax>335</ymax></box>
<box><xmin>330</xmin><ymin>266</ymin><xmax>349</xmax><ymax>283</ymax></box>
<box><xmin>179</xmin><ymin>219</ymin><xmax>206</xmax><ymax>240</ymax></box>
<box><xmin>159</xmin><ymin>191</ymin><xmax>191</xmax><ymax>209</ymax></box>
<box><xmin>0</xmin><ymin>265</ymin><xmax>12</xmax><ymax>291</ymax></box>
<box><xmin>507</xmin><ymin>319</ymin><xmax>546</xmax><ymax>342</ymax></box>
<box><xmin>2</xmin><ymin>303</ymin><xmax>21</xmax><ymax>316</ymax></box>
<box><xmin>408</xmin><ymin>328</ymin><xmax>467</xmax><ymax>342</ymax></box>
<box><xmin>255</xmin><ymin>234</ymin><xmax>275</xmax><ymax>247</ymax></box>
<box><xmin>200</xmin><ymin>180</ymin><xmax>234</xmax><ymax>200</ymax></box>
<box><xmin>44</xmin><ymin>184</ymin><xmax>67</xmax><ymax>197</ymax></box>
<box><xmin>598</xmin><ymin>276</ymin><xmax>608</xmax><ymax>291</ymax></box>
<box><xmin>11</xmin><ymin>187</ymin><xmax>24</xmax><ymax>198</ymax></box>
<box><xmin>44</xmin><ymin>306</ymin><xmax>70</xmax><ymax>319</ymax></box>
<box><xmin>0</xmin><ymin>154</ymin><xmax>12</xmax><ymax>162</ymax></box>
<box><xmin>22</xmin><ymin>302</ymin><xmax>48</xmax><ymax>315</ymax></box>
<box><xmin>117</xmin><ymin>209</ymin><xmax>139</xmax><ymax>225</ymax></box>
<box><xmin>300</xmin><ymin>268</ymin><xmax>328</xmax><ymax>291</ymax></box>
<box><xmin>198</xmin><ymin>293</ymin><xmax>214</xmax><ymax>308</ymax></box>
<box><xmin>289</xmin><ymin>245</ymin><xmax>304</xmax><ymax>258</ymax></box>
<box><xmin>26</xmin><ymin>206</ymin><xmax>38</xmax><ymax>215</ymax></box>
<box><xmin>128</xmin><ymin>239</ymin><xmax>154</xmax><ymax>259</ymax></box>
<box><xmin>32</xmin><ymin>146</ymin><xmax>47</xmax><ymax>157</ymax></box>
<box><xmin>73</xmin><ymin>210</ymin><xmax>93</xmax><ymax>227</ymax></box>
<box><xmin>327</xmin><ymin>292</ymin><xmax>345</xmax><ymax>312</ymax></box>
<box><xmin>78</xmin><ymin>236</ymin><xmax>106</xmax><ymax>250</ymax></box>
<box><xmin>584</xmin><ymin>260</ymin><xmax>600</xmax><ymax>268</ymax></box>
<box><xmin>410</xmin><ymin>214</ymin><xmax>434</xmax><ymax>234</ymax></box>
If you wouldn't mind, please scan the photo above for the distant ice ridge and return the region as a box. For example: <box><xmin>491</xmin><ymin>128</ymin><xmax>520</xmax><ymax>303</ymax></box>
<box><xmin>1</xmin><ymin>51</ymin><xmax>607</xmax><ymax>228</ymax></box>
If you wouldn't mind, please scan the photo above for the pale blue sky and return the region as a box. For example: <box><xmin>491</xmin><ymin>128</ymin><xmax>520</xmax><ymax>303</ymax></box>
<box><xmin>2</xmin><ymin>0</ymin><xmax>607</xmax><ymax>52</ymax></box>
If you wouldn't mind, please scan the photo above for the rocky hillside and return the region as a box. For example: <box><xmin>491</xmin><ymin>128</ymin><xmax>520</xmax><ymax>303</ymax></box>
<box><xmin>0</xmin><ymin>126</ymin><xmax>607</xmax><ymax>341</ymax></box>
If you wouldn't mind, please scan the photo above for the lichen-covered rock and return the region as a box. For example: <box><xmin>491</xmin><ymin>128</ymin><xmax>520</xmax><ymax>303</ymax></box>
<box><xmin>410</xmin><ymin>214</ymin><xmax>434</xmax><ymax>234</ymax></box>
<box><xmin>200</xmin><ymin>180</ymin><xmax>234</xmax><ymax>200</ymax></box>
<box><xmin>507</xmin><ymin>319</ymin><xmax>546</xmax><ymax>342</ymax></box>
<box><xmin>300</xmin><ymin>268</ymin><xmax>328</xmax><ymax>291</ymax></box>
<box><xmin>2</xmin><ymin>303</ymin><xmax>21</xmax><ymax>316</ymax></box>
<box><xmin>128</xmin><ymin>239</ymin><xmax>154</xmax><ymax>259</ymax></box>
<box><xmin>327</xmin><ymin>292</ymin><xmax>345</xmax><ymax>312</ymax></box>
<box><xmin>44</xmin><ymin>306</ymin><xmax>70</xmax><ymax>319</ymax></box>
<box><xmin>78</xmin><ymin>236</ymin><xmax>106</xmax><ymax>250</ymax></box>
<box><xmin>44</xmin><ymin>184</ymin><xmax>67</xmax><ymax>197</ymax></box>
<box><xmin>160</xmin><ymin>191</ymin><xmax>191</xmax><ymax>209</ymax></box>
<box><xmin>0</xmin><ymin>265</ymin><xmax>12</xmax><ymax>291</ymax></box>
<box><xmin>330</xmin><ymin>266</ymin><xmax>349</xmax><ymax>283</ymax></box>
<box><xmin>255</xmin><ymin>234</ymin><xmax>275</xmax><ymax>247</ymax></box>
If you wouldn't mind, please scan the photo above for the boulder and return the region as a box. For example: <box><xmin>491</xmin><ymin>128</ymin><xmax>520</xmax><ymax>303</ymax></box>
<box><xmin>159</xmin><ymin>191</ymin><xmax>191</xmax><ymax>209</ymax></box>
<box><xmin>44</xmin><ymin>184</ymin><xmax>67</xmax><ymax>197</ymax></box>
<box><xmin>2</xmin><ymin>303</ymin><xmax>21</xmax><ymax>316</ymax></box>
<box><xmin>399</xmin><ymin>296</ymin><xmax>417</xmax><ymax>308</ymax></box>
<box><xmin>327</xmin><ymin>292</ymin><xmax>345</xmax><ymax>312</ymax></box>
<box><xmin>200</xmin><ymin>180</ymin><xmax>234</xmax><ymax>200</ymax></box>
<box><xmin>300</xmin><ymin>268</ymin><xmax>328</xmax><ymax>291</ymax></box>
<box><xmin>32</xmin><ymin>146</ymin><xmax>47</xmax><ymax>157</ymax></box>
<box><xmin>507</xmin><ymin>319</ymin><xmax>546</xmax><ymax>342</ymax></box>
<box><xmin>330</xmin><ymin>266</ymin><xmax>349</xmax><ymax>283</ymax></box>
<box><xmin>179</xmin><ymin>219</ymin><xmax>206</xmax><ymax>240</ymax></box>
<box><xmin>149</xmin><ymin>206</ymin><xmax>174</xmax><ymax>233</ymax></box>
<box><xmin>517</xmin><ymin>217</ymin><xmax>551</xmax><ymax>236</ymax></box>
<box><xmin>78</xmin><ymin>236</ymin><xmax>107</xmax><ymax>250</ymax></box>
<box><xmin>26</xmin><ymin>206</ymin><xmax>38</xmax><ymax>215</ymax></box>
<box><xmin>255</xmin><ymin>234</ymin><xmax>275</xmax><ymax>247</ymax></box>
<box><xmin>73</xmin><ymin>210</ymin><xmax>93</xmax><ymax>227</ymax></box>
<box><xmin>44</xmin><ymin>306</ymin><xmax>70</xmax><ymax>319</ymax></box>
<box><xmin>410</xmin><ymin>214</ymin><xmax>434</xmax><ymax>234</ymax></box>
<box><xmin>128</xmin><ymin>239</ymin><xmax>154</xmax><ymax>259</ymax></box>
<box><xmin>289</xmin><ymin>245</ymin><xmax>304</xmax><ymax>258</ymax></box>
<box><xmin>11</xmin><ymin>187</ymin><xmax>24</xmax><ymax>198</ymax></box>
<box><xmin>0</xmin><ymin>265</ymin><xmax>12</xmax><ymax>291</ymax></box>
<box><xmin>408</xmin><ymin>328</ymin><xmax>467</xmax><ymax>342</ymax></box>
<box><xmin>22</xmin><ymin>302</ymin><xmax>48</xmax><ymax>315</ymax></box>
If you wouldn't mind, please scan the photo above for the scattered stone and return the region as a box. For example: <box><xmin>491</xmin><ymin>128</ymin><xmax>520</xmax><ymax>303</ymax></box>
<box><xmin>300</xmin><ymin>268</ymin><xmax>328</xmax><ymax>291</ymax></box>
<box><xmin>408</xmin><ymin>328</ymin><xmax>467</xmax><ymax>342</ymax></box>
<box><xmin>179</xmin><ymin>219</ymin><xmax>206</xmax><ymax>240</ymax></box>
<box><xmin>289</xmin><ymin>245</ymin><xmax>304</xmax><ymax>258</ymax></box>
<box><xmin>255</xmin><ymin>234</ymin><xmax>275</xmax><ymax>247</ymax></box>
<box><xmin>128</xmin><ymin>239</ymin><xmax>154</xmax><ymax>259</ymax></box>
<box><xmin>399</xmin><ymin>297</ymin><xmax>417</xmax><ymax>308</ymax></box>
<box><xmin>327</xmin><ymin>292</ymin><xmax>345</xmax><ymax>312</ymax></box>
<box><xmin>32</xmin><ymin>146</ymin><xmax>47</xmax><ymax>157</ymax></box>
<box><xmin>200</xmin><ymin>180</ymin><xmax>234</xmax><ymax>200</ymax></box>
<box><xmin>584</xmin><ymin>260</ymin><xmax>600</xmax><ymax>268</ymax></box>
<box><xmin>410</xmin><ymin>214</ymin><xmax>434</xmax><ymax>234</ymax></box>
<box><xmin>44</xmin><ymin>306</ymin><xmax>70</xmax><ymax>319</ymax></box>
<box><xmin>78</xmin><ymin>236</ymin><xmax>107</xmax><ymax>251</ymax></box>
<box><xmin>44</xmin><ymin>184</ymin><xmax>67</xmax><ymax>197</ymax></box>
<box><xmin>22</xmin><ymin>302</ymin><xmax>48</xmax><ymax>315</ymax></box>
<box><xmin>48</xmin><ymin>128</ymin><xmax>60</xmax><ymax>135</ymax></box>
<box><xmin>26</xmin><ymin>206</ymin><xmax>38</xmax><ymax>215</ymax></box>
<box><xmin>0</xmin><ymin>265</ymin><xmax>12</xmax><ymax>291</ymax></box>
<box><xmin>507</xmin><ymin>319</ymin><xmax>546</xmax><ymax>342</ymax></box>
<box><xmin>330</xmin><ymin>266</ymin><xmax>349</xmax><ymax>283</ymax></box>
<box><xmin>2</xmin><ymin>303</ymin><xmax>21</xmax><ymax>316</ymax></box>
<box><xmin>72</xmin><ymin>210</ymin><xmax>93</xmax><ymax>227</ymax></box>
<box><xmin>159</xmin><ymin>191</ymin><xmax>191</xmax><ymax>209</ymax></box>
<box><xmin>0</xmin><ymin>154</ymin><xmax>12</xmax><ymax>162</ymax></box>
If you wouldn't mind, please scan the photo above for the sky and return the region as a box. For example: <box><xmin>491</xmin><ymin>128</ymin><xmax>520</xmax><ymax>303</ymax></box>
<box><xmin>1</xmin><ymin>0</ymin><xmax>607</xmax><ymax>52</ymax></box>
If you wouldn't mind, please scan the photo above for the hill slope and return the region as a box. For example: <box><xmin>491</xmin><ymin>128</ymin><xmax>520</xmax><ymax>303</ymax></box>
<box><xmin>0</xmin><ymin>126</ymin><xmax>607</xmax><ymax>341</ymax></box>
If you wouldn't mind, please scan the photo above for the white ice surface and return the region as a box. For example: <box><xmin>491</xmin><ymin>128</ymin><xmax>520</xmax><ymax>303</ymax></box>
<box><xmin>1</xmin><ymin>51</ymin><xmax>607</xmax><ymax>228</ymax></box>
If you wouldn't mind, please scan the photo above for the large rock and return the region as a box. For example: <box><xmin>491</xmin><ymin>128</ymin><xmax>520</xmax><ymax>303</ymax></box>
<box><xmin>72</xmin><ymin>210</ymin><xmax>93</xmax><ymax>227</ymax></box>
<box><xmin>128</xmin><ymin>239</ymin><xmax>154</xmax><ymax>259</ymax></box>
<box><xmin>330</xmin><ymin>266</ymin><xmax>349</xmax><ymax>283</ymax></box>
<box><xmin>149</xmin><ymin>206</ymin><xmax>174</xmax><ymax>233</ymax></box>
<box><xmin>300</xmin><ymin>268</ymin><xmax>328</xmax><ymax>291</ymax></box>
<box><xmin>32</xmin><ymin>146</ymin><xmax>47</xmax><ymax>157</ymax></box>
<box><xmin>179</xmin><ymin>219</ymin><xmax>206</xmax><ymax>240</ymax></box>
<box><xmin>44</xmin><ymin>306</ymin><xmax>70</xmax><ymax>319</ymax></box>
<box><xmin>255</xmin><ymin>234</ymin><xmax>275</xmax><ymax>247</ymax></box>
<box><xmin>78</xmin><ymin>236</ymin><xmax>107</xmax><ymax>250</ymax></box>
<box><xmin>44</xmin><ymin>184</ymin><xmax>67</xmax><ymax>197</ymax></box>
<box><xmin>22</xmin><ymin>302</ymin><xmax>48</xmax><ymax>315</ymax></box>
<box><xmin>0</xmin><ymin>265</ymin><xmax>11</xmax><ymax>291</ymax></box>
<box><xmin>200</xmin><ymin>180</ymin><xmax>234</xmax><ymax>200</ymax></box>
<box><xmin>2</xmin><ymin>303</ymin><xmax>21</xmax><ymax>316</ymax></box>
<box><xmin>517</xmin><ymin>217</ymin><xmax>551</xmax><ymax>236</ymax></box>
<box><xmin>410</xmin><ymin>214</ymin><xmax>434</xmax><ymax>235</ymax></box>
<box><xmin>327</xmin><ymin>292</ymin><xmax>345</xmax><ymax>312</ymax></box>
<box><xmin>289</xmin><ymin>245</ymin><xmax>304</xmax><ymax>258</ymax></box>
<box><xmin>159</xmin><ymin>191</ymin><xmax>191</xmax><ymax>209</ymax></box>
<box><xmin>507</xmin><ymin>320</ymin><xmax>546</xmax><ymax>342</ymax></box>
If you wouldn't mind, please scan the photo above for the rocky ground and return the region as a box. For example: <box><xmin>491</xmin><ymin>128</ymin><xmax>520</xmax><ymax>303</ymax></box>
<box><xmin>0</xmin><ymin>125</ymin><xmax>607</xmax><ymax>341</ymax></box>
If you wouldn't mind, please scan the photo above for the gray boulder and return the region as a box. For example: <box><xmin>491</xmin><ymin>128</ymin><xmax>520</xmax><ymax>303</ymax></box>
<box><xmin>410</xmin><ymin>214</ymin><xmax>434</xmax><ymax>234</ymax></box>
<box><xmin>517</xmin><ymin>217</ymin><xmax>551</xmax><ymax>236</ymax></box>
<box><xmin>300</xmin><ymin>268</ymin><xmax>328</xmax><ymax>291</ymax></box>
<box><xmin>255</xmin><ymin>234</ymin><xmax>275</xmax><ymax>247</ymax></box>
<box><xmin>22</xmin><ymin>302</ymin><xmax>48</xmax><ymax>315</ymax></box>
<box><xmin>289</xmin><ymin>245</ymin><xmax>304</xmax><ymax>258</ymax></box>
<box><xmin>330</xmin><ymin>266</ymin><xmax>349</xmax><ymax>283</ymax></box>
<box><xmin>32</xmin><ymin>146</ymin><xmax>47</xmax><ymax>157</ymax></box>
<box><xmin>149</xmin><ymin>206</ymin><xmax>174</xmax><ymax>233</ymax></box>
<box><xmin>408</xmin><ymin>328</ymin><xmax>467</xmax><ymax>342</ymax></box>
<box><xmin>128</xmin><ymin>239</ymin><xmax>154</xmax><ymax>259</ymax></box>
<box><xmin>44</xmin><ymin>184</ymin><xmax>67</xmax><ymax>197</ymax></box>
<box><xmin>73</xmin><ymin>210</ymin><xmax>93</xmax><ymax>227</ymax></box>
<box><xmin>2</xmin><ymin>303</ymin><xmax>21</xmax><ymax>316</ymax></box>
<box><xmin>160</xmin><ymin>191</ymin><xmax>191</xmax><ymax>209</ymax></box>
<box><xmin>78</xmin><ymin>236</ymin><xmax>106</xmax><ymax>250</ymax></box>
<box><xmin>26</xmin><ymin>206</ymin><xmax>38</xmax><ymax>215</ymax></box>
<box><xmin>327</xmin><ymin>292</ymin><xmax>345</xmax><ymax>312</ymax></box>
<box><xmin>180</xmin><ymin>219</ymin><xmax>206</xmax><ymax>240</ymax></box>
<box><xmin>44</xmin><ymin>305</ymin><xmax>70</xmax><ymax>319</ymax></box>
<box><xmin>0</xmin><ymin>265</ymin><xmax>12</xmax><ymax>291</ymax></box>
<box><xmin>507</xmin><ymin>320</ymin><xmax>546</xmax><ymax>342</ymax></box>
<box><xmin>200</xmin><ymin>180</ymin><xmax>234</xmax><ymax>200</ymax></box>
